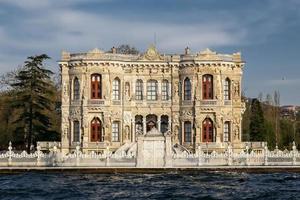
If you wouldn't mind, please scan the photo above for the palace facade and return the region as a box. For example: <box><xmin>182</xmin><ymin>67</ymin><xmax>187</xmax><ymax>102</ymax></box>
<box><xmin>59</xmin><ymin>46</ymin><xmax>245</xmax><ymax>153</ymax></box>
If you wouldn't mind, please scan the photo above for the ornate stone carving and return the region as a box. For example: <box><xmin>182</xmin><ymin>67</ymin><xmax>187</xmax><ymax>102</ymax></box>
<box><xmin>139</xmin><ymin>45</ymin><xmax>164</xmax><ymax>61</ymax></box>
<box><xmin>124</xmin><ymin>125</ymin><xmax>130</xmax><ymax>140</ymax></box>
<box><xmin>70</xmin><ymin>108</ymin><xmax>80</xmax><ymax>118</ymax></box>
<box><xmin>172</xmin><ymin>114</ymin><xmax>179</xmax><ymax>124</ymax></box>
<box><xmin>88</xmin><ymin>107</ymin><xmax>104</xmax><ymax>111</ymax></box>
<box><xmin>61</xmin><ymin>47</ymin><xmax>245</xmax><ymax>152</ymax></box>
<box><xmin>181</xmin><ymin>109</ymin><xmax>193</xmax><ymax>118</ymax></box>
<box><xmin>123</xmin><ymin>111</ymin><xmax>132</xmax><ymax>124</ymax></box>
<box><xmin>125</xmin><ymin>82</ymin><xmax>131</xmax><ymax>100</ymax></box>
<box><xmin>233</xmin><ymin>80</ymin><xmax>240</xmax><ymax>97</ymax></box>
<box><xmin>62</xmin><ymin>81</ymin><xmax>69</xmax><ymax>102</ymax></box>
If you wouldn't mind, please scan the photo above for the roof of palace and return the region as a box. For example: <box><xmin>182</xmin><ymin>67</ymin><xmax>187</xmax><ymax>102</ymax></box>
<box><xmin>60</xmin><ymin>45</ymin><xmax>244</xmax><ymax>63</ymax></box>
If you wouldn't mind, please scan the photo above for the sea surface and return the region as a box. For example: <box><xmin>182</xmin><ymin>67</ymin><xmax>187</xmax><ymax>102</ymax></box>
<box><xmin>0</xmin><ymin>171</ymin><xmax>299</xmax><ymax>200</ymax></box>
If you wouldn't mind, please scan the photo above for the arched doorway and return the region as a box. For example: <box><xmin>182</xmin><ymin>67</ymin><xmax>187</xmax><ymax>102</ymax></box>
<box><xmin>202</xmin><ymin>118</ymin><xmax>213</xmax><ymax>142</ymax></box>
<box><xmin>160</xmin><ymin>115</ymin><xmax>169</xmax><ymax>133</ymax></box>
<box><xmin>135</xmin><ymin>115</ymin><xmax>143</xmax><ymax>134</ymax></box>
<box><xmin>146</xmin><ymin>114</ymin><xmax>157</xmax><ymax>132</ymax></box>
<box><xmin>91</xmin><ymin>117</ymin><xmax>102</xmax><ymax>142</ymax></box>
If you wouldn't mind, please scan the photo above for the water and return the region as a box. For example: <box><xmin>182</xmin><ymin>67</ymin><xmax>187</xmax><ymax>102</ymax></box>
<box><xmin>0</xmin><ymin>171</ymin><xmax>299</xmax><ymax>200</ymax></box>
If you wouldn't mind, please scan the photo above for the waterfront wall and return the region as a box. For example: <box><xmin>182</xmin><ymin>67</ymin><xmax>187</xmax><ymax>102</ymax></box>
<box><xmin>1</xmin><ymin>142</ymin><xmax>300</xmax><ymax>168</ymax></box>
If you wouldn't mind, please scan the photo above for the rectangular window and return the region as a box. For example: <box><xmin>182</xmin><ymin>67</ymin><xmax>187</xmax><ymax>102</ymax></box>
<box><xmin>91</xmin><ymin>74</ymin><xmax>101</xmax><ymax>99</ymax></box>
<box><xmin>147</xmin><ymin>81</ymin><xmax>157</xmax><ymax>100</ymax></box>
<box><xmin>73</xmin><ymin>121</ymin><xmax>80</xmax><ymax>142</ymax></box>
<box><xmin>184</xmin><ymin>78</ymin><xmax>191</xmax><ymax>100</ymax></box>
<box><xmin>112</xmin><ymin>122</ymin><xmax>120</xmax><ymax>142</ymax></box>
<box><xmin>112</xmin><ymin>80</ymin><xmax>120</xmax><ymax>100</ymax></box>
<box><xmin>135</xmin><ymin>80</ymin><xmax>143</xmax><ymax>100</ymax></box>
<box><xmin>184</xmin><ymin>122</ymin><xmax>192</xmax><ymax>142</ymax></box>
<box><xmin>224</xmin><ymin>80</ymin><xmax>229</xmax><ymax>100</ymax></box>
<box><xmin>223</xmin><ymin>122</ymin><xmax>230</xmax><ymax>142</ymax></box>
<box><xmin>161</xmin><ymin>81</ymin><xmax>169</xmax><ymax>101</ymax></box>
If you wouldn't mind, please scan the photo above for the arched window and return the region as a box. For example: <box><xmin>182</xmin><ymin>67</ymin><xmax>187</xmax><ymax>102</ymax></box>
<box><xmin>223</xmin><ymin>121</ymin><xmax>230</xmax><ymax>142</ymax></box>
<box><xmin>184</xmin><ymin>77</ymin><xmax>191</xmax><ymax>100</ymax></box>
<box><xmin>160</xmin><ymin>115</ymin><xmax>169</xmax><ymax>133</ymax></box>
<box><xmin>184</xmin><ymin>121</ymin><xmax>192</xmax><ymax>142</ymax></box>
<box><xmin>202</xmin><ymin>118</ymin><xmax>213</xmax><ymax>142</ymax></box>
<box><xmin>147</xmin><ymin>80</ymin><xmax>158</xmax><ymax>100</ymax></box>
<box><xmin>135</xmin><ymin>115</ymin><xmax>143</xmax><ymax>134</ymax></box>
<box><xmin>91</xmin><ymin>117</ymin><xmax>102</xmax><ymax>142</ymax></box>
<box><xmin>202</xmin><ymin>74</ymin><xmax>213</xmax><ymax>99</ymax></box>
<box><xmin>135</xmin><ymin>79</ymin><xmax>143</xmax><ymax>100</ymax></box>
<box><xmin>91</xmin><ymin>74</ymin><xmax>102</xmax><ymax>99</ymax></box>
<box><xmin>161</xmin><ymin>80</ymin><xmax>169</xmax><ymax>101</ymax></box>
<box><xmin>73</xmin><ymin>77</ymin><xmax>80</xmax><ymax>100</ymax></box>
<box><xmin>224</xmin><ymin>78</ymin><xmax>231</xmax><ymax>100</ymax></box>
<box><xmin>112</xmin><ymin>78</ymin><xmax>120</xmax><ymax>100</ymax></box>
<box><xmin>146</xmin><ymin>114</ymin><xmax>157</xmax><ymax>132</ymax></box>
<box><xmin>73</xmin><ymin>120</ymin><xmax>80</xmax><ymax>142</ymax></box>
<box><xmin>112</xmin><ymin>121</ymin><xmax>120</xmax><ymax>142</ymax></box>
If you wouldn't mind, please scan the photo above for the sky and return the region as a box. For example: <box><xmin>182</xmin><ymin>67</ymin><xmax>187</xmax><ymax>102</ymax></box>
<box><xmin>0</xmin><ymin>0</ymin><xmax>299</xmax><ymax>105</ymax></box>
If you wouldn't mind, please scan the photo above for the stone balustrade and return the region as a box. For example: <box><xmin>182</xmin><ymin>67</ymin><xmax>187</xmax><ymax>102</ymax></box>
<box><xmin>2</xmin><ymin>141</ymin><xmax>300</xmax><ymax>168</ymax></box>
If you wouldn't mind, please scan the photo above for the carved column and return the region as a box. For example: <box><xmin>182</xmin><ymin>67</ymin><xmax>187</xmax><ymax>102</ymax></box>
<box><xmin>60</xmin><ymin>63</ymin><xmax>70</xmax><ymax>154</ymax></box>
<box><xmin>131</xmin><ymin>119</ymin><xmax>136</xmax><ymax>142</ymax></box>
<box><xmin>181</xmin><ymin>121</ymin><xmax>185</xmax><ymax>144</ymax></box>
<box><xmin>143</xmin><ymin>117</ymin><xmax>147</xmax><ymax>134</ymax></box>
<box><xmin>157</xmin><ymin>115</ymin><xmax>161</xmax><ymax>132</ymax></box>
<box><xmin>195</xmin><ymin>119</ymin><xmax>201</xmax><ymax>145</ymax></box>
<box><xmin>168</xmin><ymin>118</ymin><xmax>172</xmax><ymax>131</ymax></box>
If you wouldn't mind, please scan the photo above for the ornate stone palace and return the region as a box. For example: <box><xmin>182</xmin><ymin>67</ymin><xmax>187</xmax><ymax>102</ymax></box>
<box><xmin>59</xmin><ymin>46</ymin><xmax>245</xmax><ymax>153</ymax></box>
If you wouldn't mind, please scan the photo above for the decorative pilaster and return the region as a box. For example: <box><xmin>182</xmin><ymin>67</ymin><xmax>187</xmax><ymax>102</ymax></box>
<box><xmin>157</xmin><ymin>115</ymin><xmax>161</xmax><ymax>132</ymax></box>
<box><xmin>143</xmin><ymin>117</ymin><xmax>147</xmax><ymax>134</ymax></box>
<box><xmin>131</xmin><ymin>119</ymin><xmax>136</xmax><ymax>142</ymax></box>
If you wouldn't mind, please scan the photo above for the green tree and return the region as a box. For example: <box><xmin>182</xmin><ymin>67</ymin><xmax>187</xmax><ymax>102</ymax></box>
<box><xmin>10</xmin><ymin>54</ymin><xmax>58</xmax><ymax>153</ymax></box>
<box><xmin>242</xmin><ymin>98</ymin><xmax>251</xmax><ymax>141</ymax></box>
<box><xmin>249</xmin><ymin>98</ymin><xmax>265</xmax><ymax>141</ymax></box>
<box><xmin>279</xmin><ymin>119</ymin><xmax>294</xmax><ymax>149</ymax></box>
<box><xmin>108</xmin><ymin>44</ymin><xmax>140</xmax><ymax>54</ymax></box>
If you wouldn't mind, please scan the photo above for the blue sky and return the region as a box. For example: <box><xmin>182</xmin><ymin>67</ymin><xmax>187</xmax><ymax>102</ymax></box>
<box><xmin>0</xmin><ymin>0</ymin><xmax>299</xmax><ymax>105</ymax></box>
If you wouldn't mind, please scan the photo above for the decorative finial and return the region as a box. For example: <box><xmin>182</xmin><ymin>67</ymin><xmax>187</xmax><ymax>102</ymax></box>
<box><xmin>185</xmin><ymin>47</ymin><xmax>190</xmax><ymax>55</ymax></box>
<box><xmin>112</xmin><ymin>46</ymin><xmax>117</xmax><ymax>54</ymax></box>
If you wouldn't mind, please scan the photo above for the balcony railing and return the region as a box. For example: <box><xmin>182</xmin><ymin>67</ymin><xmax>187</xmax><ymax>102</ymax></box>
<box><xmin>112</xmin><ymin>100</ymin><xmax>121</xmax><ymax>105</ymax></box>
<box><xmin>224</xmin><ymin>100</ymin><xmax>232</xmax><ymax>105</ymax></box>
<box><xmin>182</xmin><ymin>100</ymin><xmax>192</xmax><ymax>105</ymax></box>
<box><xmin>83</xmin><ymin>142</ymin><xmax>109</xmax><ymax>149</ymax></box>
<box><xmin>200</xmin><ymin>100</ymin><xmax>217</xmax><ymax>106</ymax></box>
<box><xmin>71</xmin><ymin>100</ymin><xmax>81</xmax><ymax>105</ymax></box>
<box><xmin>88</xmin><ymin>99</ymin><xmax>105</xmax><ymax>105</ymax></box>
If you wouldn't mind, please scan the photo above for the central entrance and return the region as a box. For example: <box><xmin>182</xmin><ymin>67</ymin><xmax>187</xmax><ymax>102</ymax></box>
<box><xmin>146</xmin><ymin>114</ymin><xmax>157</xmax><ymax>132</ymax></box>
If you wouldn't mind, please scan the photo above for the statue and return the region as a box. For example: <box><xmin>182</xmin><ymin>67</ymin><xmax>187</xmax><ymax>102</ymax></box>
<box><xmin>124</xmin><ymin>126</ymin><xmax>130</xmax><ymax>140</ymax></box>
<box><xmin>125</xmin><ymin>82</ymin><xmax>130</xmax><ymax>100</ymax></box>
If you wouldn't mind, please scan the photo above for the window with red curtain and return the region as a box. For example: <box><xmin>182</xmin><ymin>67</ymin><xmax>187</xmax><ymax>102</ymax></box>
<box><xmin>91</xmin><ymin>74</ymin><xmax>102</xmax><ymax>99</ymax></box>
<box><xmin>91</xmin><ymin>118</ymin><xmax>102</xmax><ymax>142</ymax></box>
<box><xmin>202</xmin><ymin>118</ymin><xmax>213</xmax><ymax>142</ymax></box>
<box><xmin>202</xmin><ymin>74</ymin><xmax>213</xmax><ymax>99</ymax></box>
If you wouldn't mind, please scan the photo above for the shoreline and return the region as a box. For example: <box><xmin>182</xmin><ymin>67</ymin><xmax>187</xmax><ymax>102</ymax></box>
<box><xmin>1</xmin><ymin>166</ymin><xmax>300</xmax><ymax>174</ymax></box>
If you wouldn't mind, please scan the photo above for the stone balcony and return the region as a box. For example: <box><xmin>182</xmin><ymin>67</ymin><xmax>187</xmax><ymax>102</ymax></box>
<box><xmin>81</xmin><ymin>142</ymin><xmax>109</xmax><ymax>149</ymax></box>
<box><xmin>88</xmin><ymin>99</ymin><xmax>105</xmax><ymax>105</ymax></box>
<box><xmin>224</xmin><ymin>100</ymin><xmax>232</xmax><ymax>105</ymax></box>
<box><xmin>199</xmin><ymin>100</ymin><xmax>218</xmax><ymax>106</ymax></box>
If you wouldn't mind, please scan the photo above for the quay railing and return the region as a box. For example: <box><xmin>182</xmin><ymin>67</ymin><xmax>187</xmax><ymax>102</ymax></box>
<box><xmin>1</xmin><ymin>141</ymin><xmax>300</xmax><ymax>167</ymax></box>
